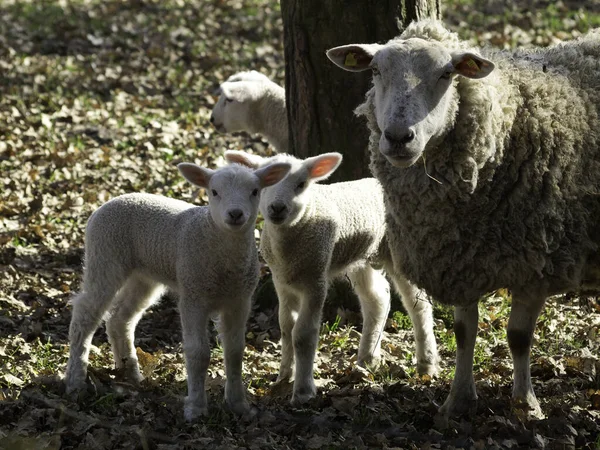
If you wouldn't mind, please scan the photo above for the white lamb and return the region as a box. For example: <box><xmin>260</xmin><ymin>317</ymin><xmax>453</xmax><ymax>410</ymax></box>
<box><xmin>225</xmin><ymin>150</ymin><xmax>438</xmax><ymax>405</ymax></box>
<box><xmin>211</xmin><ymin>71</ymin><xmax>288</xmax><ymax>152</ymax></box>
<box><xmin>64</xmin><ymin>161</ymin><xmax>291</xmax><ymax>421</ymax></box>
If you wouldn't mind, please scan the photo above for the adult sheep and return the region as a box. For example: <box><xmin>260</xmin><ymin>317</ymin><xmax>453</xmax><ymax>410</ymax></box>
<box><xmin>327</xmin><ymin>20</ymin><xmax>600</xmax><ymax>419</ymax></box>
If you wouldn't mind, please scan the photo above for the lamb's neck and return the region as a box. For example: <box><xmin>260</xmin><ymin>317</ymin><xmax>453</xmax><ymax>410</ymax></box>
<box><xmin>247</xmin><ymin>85</ymin><xmax>288</xmax><ymax>152</ymax></box>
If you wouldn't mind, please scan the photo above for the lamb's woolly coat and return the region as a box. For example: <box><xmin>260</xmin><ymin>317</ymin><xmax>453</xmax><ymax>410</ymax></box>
<box><xmin>357</xmin><ymin>22</ymin><xmax>600</xmax><ymax>306</ymax></box>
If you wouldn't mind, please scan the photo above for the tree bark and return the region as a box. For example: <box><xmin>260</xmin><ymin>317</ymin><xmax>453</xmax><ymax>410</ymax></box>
<box><xmin>281</xmin><ymin>0</ymin><xmax>441</xmax><ymax>182</ymax></box>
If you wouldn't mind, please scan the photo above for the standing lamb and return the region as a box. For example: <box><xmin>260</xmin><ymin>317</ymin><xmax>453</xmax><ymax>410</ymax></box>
<box><xmin>225</xmin><ymin>150</ymin><xmax>438</xmax><ymax>405</ymax></box>
<box><xmin>64</xmin><ymin>161</ymin><xmax>291</xmax><ymax>421</ymax></box>
<box><xmin>327</xmin><ymin>20</ymin><xmax>600</xmax><ymax>418</ymax></box>
<box><xmin>211</xmin><ymin>71</ymin><xmax>288</xmax><ymax>152</ymax></box>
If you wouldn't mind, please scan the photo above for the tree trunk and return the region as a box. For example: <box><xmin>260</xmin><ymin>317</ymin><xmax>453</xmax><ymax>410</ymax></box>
<box><xmin>281</xmin><ymin>0</ymin><xmax>441</xmax><ymax>182</ymax></box>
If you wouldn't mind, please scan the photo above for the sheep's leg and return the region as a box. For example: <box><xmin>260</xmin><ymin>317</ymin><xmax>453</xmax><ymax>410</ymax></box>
<box><xmin>105</xmin><ymin>274</ymin><xmax>165</xmax><ymax>385</ymax></box>
<box><xmin>65</xmin><ymin>266</ymin><xmax>127</xmax><ymax>394</ymax></box>
<box><xmin>507</xmin><ymin>294</ymin><xmax>545</xmax><ymax>419</ymax></box>
<box><xmin>179</xmin><ymin>297</ymin><xmax>211</xmax><ymax>421</ymax></box>
<box><xmin>273</xmin><ymin>277</ymin><xmax>300</xmax><ymax>383</ymax></box>
<box><xmin>291</xmin><ymin>281</ymin><xmax>327</xmax><ymax>405</ymax></box>
<box><xmin>392</xmin><ymin>275</ymin><xmax>438</xmax><ymax>376</ymax></box>
<box><xmin>218</xmin><ymin>299</ymin><xmax>251</xmax><ymax>415</ymax></box>
<box><xmin>348</xmin><ymin>266</ymin><xmax>391</xmax><ymax>366</ymax></box>
<box><xmin>439</xmin><ymin>303</ymin><xmax>478</xmax><ymax>417</ymax></box>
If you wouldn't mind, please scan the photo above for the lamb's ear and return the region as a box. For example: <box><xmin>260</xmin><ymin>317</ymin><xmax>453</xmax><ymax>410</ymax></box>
<box><xmin>224</xmin><ymin>150</ymin><xmax>264</xmax><ymax>169</ymax></box>
<box><xmin>450</xmin><ymin>52</ymin><xmax>495</xmax><ymax>79</ymax></box>
<box><xmin>305</xmin><ymin>153</ymin><xmax>343</xmax><ymax>181</ymax></box>
<box><xmin>178</xmin><ymin>163</ymin><xmax>214</xmax><ymax>189</ymax></box>
<box><xmin>255</xmin><ymin>162</ymin><xmax>291</xmax><ymax>188</ymax></box>
<box><xmin>326</xmin><ymin>44</ymin><xmax>381</xmax><ymax>72</ymax></box>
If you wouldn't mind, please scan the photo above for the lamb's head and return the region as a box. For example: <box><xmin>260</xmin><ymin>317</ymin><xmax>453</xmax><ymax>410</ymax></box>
<box><xmin>178</xmin><ymin>162</ymin><xmax>291</xmax><ymax>232</ymax></box>
<box><xmin>210</xmin><ymin>74</ymin><xmax>268</xmax><ymax>133</ymax></box>
<box><xmin>327</xmin><ymin>36</ymin><xmax>494</xmax><ymax>168</ymax></box>
<box><xmin>225</xmin><ymin>150</ymin><xmax>342</xmax><ymax>226</ymax></box>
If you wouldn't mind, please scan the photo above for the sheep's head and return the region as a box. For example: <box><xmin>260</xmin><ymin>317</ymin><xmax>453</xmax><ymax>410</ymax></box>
<box><xmin>178</xmin><ymin>162</ymin><xmax>290</xmax><ymax>232</ymax></box>
<box><xmin>327</xmin><ymin>38</ymin><xmax>494</xmax><ymax>168</ymax></box>
<box><xmin>225</xmin><ymin>150</ymin><xmax>342</xmax><ymax>226</ymax></box>
<box><xmin>211</xmin><ymin>72</ymin><xmax>272</xmax><ymax>133</ymax></box>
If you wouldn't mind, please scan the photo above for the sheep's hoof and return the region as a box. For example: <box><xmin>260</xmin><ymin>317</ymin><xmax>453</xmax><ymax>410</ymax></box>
<box><xmin>511</xmin><ymin>396</ymin><xmax>544</xmax><ymax>421</ymax></box>
<box><xmin>183</xmin><ymin>402</ymin><xmax>208</xmax><ymax>422</ymax></box>
<box><xmin>438</xmin><ymin>391</ymin><xmax>477</xmax><ymax>418</ymax></box>
<box><xmin>291</xmin><ymin>385</ymin><xmax>317</xmax><ymax>406</ymax></box>
<box><xmin>226</xmin><ymin>398</ymin><xmax>251</xmax><ymax>416</ymax></box>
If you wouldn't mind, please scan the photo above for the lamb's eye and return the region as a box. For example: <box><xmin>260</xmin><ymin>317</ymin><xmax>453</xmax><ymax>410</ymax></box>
<box><xmin>211</xmin><ymin>189</ymin><xmax>218</xmax><ymax>196</ymax></box>
<box><xmin>224</xmin><ymin>97</ymin><xmax>233</xmax><ymax>103</ymax></box>
<box><xmin>296</xmin><ymin>181</ymin><xmax>306</xmax><ymax>191</ymax></box>
<box><xmin>439</xmin><ymin>70</ymin><xmax>453</xmax><ymax>80</ymax></box>
<box><xmin>371</xmin><ymin>66</ymin><xmax>380</xmax><ymax>76</ymax></box>
<box><xmin>252</xmin><ymin>188</ymin><xmax>258</xmax><ymax>196</ymax></box>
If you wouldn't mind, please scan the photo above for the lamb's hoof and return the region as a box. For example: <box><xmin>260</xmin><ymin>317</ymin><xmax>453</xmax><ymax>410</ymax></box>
<box><xmin>511</xmin><ymin>396</ymin><xmax>544</xmax><ymax>421</ymax></box>
<box><xmin>417</xmin><ymin>361</ymin><xmax>439</xmax><ymax>378</ymax></box>
<box><xmin>291</xmin><ymin>385</ymin><xmax>317</xmax><ymax>406</ymax></box>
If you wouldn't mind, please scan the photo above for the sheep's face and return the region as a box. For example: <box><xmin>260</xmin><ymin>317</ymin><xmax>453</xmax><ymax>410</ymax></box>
<box><xmin>178</xmin><ymin>163</ymin><xmax>291</xmax><ymax>233</ymax></box>
<box><xmin>327</xmin><ymin>38</ymin><xmax>494</xmax><ymax>168</ymax></box>
<box><xmin>210</xmin><ymin>82</ymin><xmax>257</xmax><ymax>133</ymax></box>
<box><xmin>223</xmin><ymin>151</ymin><xmax>343</xmax><ymax>228</ymax></box>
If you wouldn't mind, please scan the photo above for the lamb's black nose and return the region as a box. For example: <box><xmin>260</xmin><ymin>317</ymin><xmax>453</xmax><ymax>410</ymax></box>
<box><xmin>228</xmin><ymin>209</ymin><xmax>243</xmax><ymax>222</ymax></box>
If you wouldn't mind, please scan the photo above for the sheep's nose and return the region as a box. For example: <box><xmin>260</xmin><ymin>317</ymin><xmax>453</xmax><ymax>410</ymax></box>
<box><xmin>209</xmin><ymin>115</ymin><xmax>215</xmax><ymax>124</ymax></box>
<box><xmin>384</xmin><ymin>129</ymin><xmax>415</xmax><ymax>147</ymax></box>
<box><xmin>228</xmin><ymin>209</ymin><xmax>244</xmax><ymax>221</ymax></box>
<box><xmin>269</xmin><ymin>202</ymin><xmax>287</xmax><ymax>215</ymax></box>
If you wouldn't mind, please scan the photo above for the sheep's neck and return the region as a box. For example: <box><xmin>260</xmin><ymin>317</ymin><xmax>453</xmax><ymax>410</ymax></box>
<box><xmin>247</xmin><ymin>86</ymin><xmax>288</xmax><ymax>152</ymax></box>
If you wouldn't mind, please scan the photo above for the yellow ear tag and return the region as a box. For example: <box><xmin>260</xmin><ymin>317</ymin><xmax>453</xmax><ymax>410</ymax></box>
<box><xmin>466</xmin><ymin>59</ymin><xmax>479</xmax><ymax>70</ymax></box>
<box><xmin>344</xmin><ymin>52</ymin><xmax>358</xmax><ymax>67</ymax></box>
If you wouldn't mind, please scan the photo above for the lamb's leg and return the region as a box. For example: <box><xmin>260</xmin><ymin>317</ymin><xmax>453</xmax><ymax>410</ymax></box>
<box><xmin>274</xmin><ymin>277</ymin><xmax>300</xmax><ymax>382</ymax></box>
<box><xmin>439</xmin><ymin>303</ymin><xmax>478</xmax><ymax>417</ymax></box>
<box><xmin>65</xmin><ymin>267</ymin><xmax>127</xmax><ymax>394</ymax></box>
<box><xmin>291</xmin><ymin>280</ymin><xmax>328</xmax><ymax>405</ymax></box>
<box><xmin>392</xmin><ymin>275</ymin><xmax>438</xmax><ymax>376</ymax></box>
<box><xmin>507</xmin><ymin>294</ymin><xmax>545</xmax><ymax>419</ymax></box>
<box><xmin>348</xmin><ymin>266</ymin><xmax>390</xmax><ymax>366</ymax></box>
<box><xmin>218</xmin><ymin>298</ymin><xmax>252</xmax><ymax>415</ymax></box>
<box><xmin>179</xmin><ymin>297</ymin><xmax>211</xmax><ymax>421</ymax></box>
<box><xmin>105</xmin><ymin>274</ymin><xmax>165</xmax><ymax>384</ymax></box>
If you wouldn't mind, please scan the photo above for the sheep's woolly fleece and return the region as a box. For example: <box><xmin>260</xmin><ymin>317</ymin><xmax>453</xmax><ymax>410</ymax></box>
<box><xmin>357</xmin><ymin>20</ymin><xmax>600</xmax><ymax>306</ymax></box>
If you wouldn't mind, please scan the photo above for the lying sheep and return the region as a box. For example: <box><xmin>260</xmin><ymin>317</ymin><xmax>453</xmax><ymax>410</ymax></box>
<box><xmin>64</xmin><ymin>161</ymin><xmax>291</xmax><ymax>421</ymax></box>
<box><xmin>211</xmin><ymin>71</ymin><xmax>288</xmax><ymax>152</ymax></box>
<box><xmin>225</xmin><ymin>150</ymin><xmax>438</xmax><ymax>405</ymax></box>
<box><xmin>327</xmin><ymin>21</ymin><xmax>600</xmax><ymax>418</ymax></box>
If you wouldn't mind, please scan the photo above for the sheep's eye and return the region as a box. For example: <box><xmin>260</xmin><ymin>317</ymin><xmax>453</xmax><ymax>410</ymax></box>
<box><xmin>252</xmin><ymin>188</ymin><xmax>258</xmax><ymax>196</ymax></box>
<box><xmin>224</xmin><ymin>97</ymin><xmax>233</xmax><ymax>103</ymax></box>
<box><xmin>211</xmin><ymin>189</ymin><xmax>218</xmax><ymax>196</ymax></box>
<box><xmin>439</xmin><ymin>70</ymin><xmax>453</xmax><ymax>80</ymax></box>
<box><xmin>296</xmin><ymin>181</ymin><xmax>306</xmax><ymax>191</ymax></box>
<box><xmin>371</xmin><ymin>66</ymin><xmax>380</xmax><ymax>76</ymax></box>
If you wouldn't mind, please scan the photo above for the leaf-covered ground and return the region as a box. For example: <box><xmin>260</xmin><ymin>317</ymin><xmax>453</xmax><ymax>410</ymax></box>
<box><xmin>1</xmin><ymin>0</ymin><xmax>599</xmax><ymax>448</ymax></box>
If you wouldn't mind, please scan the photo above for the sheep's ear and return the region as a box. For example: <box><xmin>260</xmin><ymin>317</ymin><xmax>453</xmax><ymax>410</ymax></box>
<box><xmin>326</xmin><ymin>44</ymin><xmax>381</xmax><ymax>72</ymax></box>
<box><xmin>450</xmin><ymin>52</ymin><xmax>495</xmax><ymax>79</ymax></box>
<box><xmin>178</xmin><ymin>163</ymin><xmax>214</xmax><ymax>189</ymax></box>
<box><xmin>221</xmin><ymin>83</ymin><xmax>253</xmax><ymax>102</ymax></box>
<box><xmin>305</xmin><ymin>153</ymin><xmax>343</xmax><ymax>181</ymax></box>
<box><xmin>224</xmin><ymin>150</ymin><xmax>264</xmax><ymax>169</ymax></box>
<box><xmin>255</xmin><ymin>162</ymin><xmax>291</xmax><ymax>188</ymax></box>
